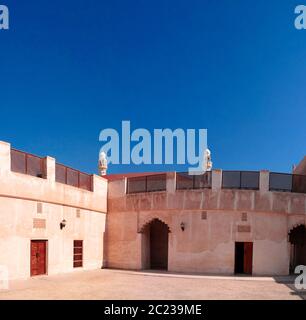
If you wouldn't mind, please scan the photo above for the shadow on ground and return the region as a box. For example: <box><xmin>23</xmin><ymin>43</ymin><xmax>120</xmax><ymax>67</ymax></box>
<box><xmin>274</xmin><ymin>276</ymin><xmax>306</xmax><ymax>300</ymax></box>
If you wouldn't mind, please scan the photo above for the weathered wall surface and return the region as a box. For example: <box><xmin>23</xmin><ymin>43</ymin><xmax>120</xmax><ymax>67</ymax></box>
<box><xmin>106</xmin><ymin>171</ymin><xmax>306</xmax><ymax>276</ymax></box>
<box><xmin>0</xmin><ymin>141</ymin><xmax>107</xmax><ymax>280</ymax></box>
<box><xmin>0</xmin><ymin>198</ymin><xmax>106</xmax><ymax>280</ymax></box>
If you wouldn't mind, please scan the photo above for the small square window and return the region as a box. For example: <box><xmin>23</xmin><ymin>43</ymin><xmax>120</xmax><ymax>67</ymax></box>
<box><xmin>241</xmin><ymin>212</ymin><xmax>248</xmax><ymax>222</ymax></box>
<box><xmin>201</xmin><ymin>211</ymin><xmax>207</xmax><ymax>220</ymax></box>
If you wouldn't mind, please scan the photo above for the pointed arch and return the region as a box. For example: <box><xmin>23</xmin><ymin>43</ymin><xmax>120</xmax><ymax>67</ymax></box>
<box><xmin>289</xmin><ymin>224</ymin><xmax>306</xmax><ymax>244</ymax></box>
<box><xmin>140</xmin><ymin>218</ymin><xmax>170</xmax><ymax>270</ymax></box>
<box><xmin>288</xmin><ymin>223</ymin><xmax>306</xmax><ymax>236</ymax></box>
<box><xmin>139</xmin><ymin>218</ymin><xmax>171</xmax><ymax>233</ymax></box>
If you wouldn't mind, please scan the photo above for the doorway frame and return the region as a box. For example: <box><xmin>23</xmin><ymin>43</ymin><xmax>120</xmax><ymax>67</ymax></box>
<box><xmin>234</xmin><ymin>241</ymin><xmax>253</xmax><ymax>275</ymax></box>
<box><xmin>30</xmin><ymin>239</ymin><xmax>48</xmax><ymax>277</ymax></box>
<box><xmin>289</xmin><ymin>224</ymin><xmax>306</xmax><ymax>273</ymax></box>
<box><xmin>140</xmin><ymin>218</ymin><xmax>171</xmax><ymax>271</ymax></box>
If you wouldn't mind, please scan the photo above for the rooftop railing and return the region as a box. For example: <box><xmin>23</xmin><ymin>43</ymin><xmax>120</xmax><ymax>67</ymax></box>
<box><xmin>55</xmin><ymin>163</ymin><xmax>93</xmax><ymax>191</ymax></box>
<box><xmin>11</xmin><ymin>149</ymin><xmax>45</xmax><ymax>178</ymax></box>
<box><xmin>269</xmin><ymin>172</ymin><xmax>306</xmax><ymax>194</ymax></box>
<box><xmin>222</xmin><ymin>171</ymin><xmax>260</xmax><ymax>190</ymax></box>
<box><xmin>176</xmin><ymin>172</ymin><xmax>212</xmax><ymax>190</ymax></box>
<box><xmin>127</xmin><ymin>174</ymin><xmax>167</xmax><ymax>194</ymax></box>
<box><xmin>10</xmin><ymin>148</ymin><xmax>94</xmax><ymax>191</ymax></box>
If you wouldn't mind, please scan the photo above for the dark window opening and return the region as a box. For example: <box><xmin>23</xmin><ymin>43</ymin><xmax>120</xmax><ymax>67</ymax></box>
<box><xmin>73</xmin><ymin>240</ymin><xmax>83</xmax><ymax>268</ymax></box>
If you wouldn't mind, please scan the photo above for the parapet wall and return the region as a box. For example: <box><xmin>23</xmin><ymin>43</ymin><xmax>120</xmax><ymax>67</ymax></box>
<box><xmin>108</xmin><ymin>171</ymin><xmax>306</xmax><ymax>218</ymax></box>
<box><xmin>0</xmin><ymin>141</ymin><xmax>107</xmax><ymax>213</ymax></box>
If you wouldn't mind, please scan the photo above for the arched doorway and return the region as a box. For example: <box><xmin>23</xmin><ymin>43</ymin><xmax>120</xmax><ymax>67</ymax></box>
<box><xmin>289</xmin><ymin>225</ymin><xmax>306</xmax><ymax>273</ymax></box>
<box><xmin>141</xmin><ymin>219</ymin><xmax>170</xmax><ymax>270</ymax></box>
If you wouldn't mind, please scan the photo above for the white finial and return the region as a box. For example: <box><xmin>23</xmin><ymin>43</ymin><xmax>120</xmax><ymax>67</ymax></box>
<box><xmin>203</xmin><ymin>148</ymin><xmax>213</xmax><ymax>172</ymax></box>
<box><xmin>98</xmin><ymin>151</ymin><xmax>108</xmax><ymax>176</ymax></box>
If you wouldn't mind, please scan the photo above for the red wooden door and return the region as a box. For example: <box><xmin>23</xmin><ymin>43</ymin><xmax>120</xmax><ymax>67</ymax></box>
<box><xmin>31</xmin><ymin>240</ymin><xmax>47</xmax><ymax>276</ymax></box>
<box><xmin>243</xmin><ymin>242</ymin><xmax>253</xmax><ymax>275</ymax></box>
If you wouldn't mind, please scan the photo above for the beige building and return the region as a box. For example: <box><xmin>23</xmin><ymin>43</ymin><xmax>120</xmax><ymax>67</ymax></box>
<box><xmin>105</xmin><ymin>164</ymin><xmax>306</xmax><ymax>276</ymax></box>
<box><xmin>0</xmin><ymin>140</ymin><xmax>305</xmax><ymax>279</ymax></box>
<box><xmin>0</xmin><ymin>141</ymin><xmax>107</xmax><ymax>280</ymax></box>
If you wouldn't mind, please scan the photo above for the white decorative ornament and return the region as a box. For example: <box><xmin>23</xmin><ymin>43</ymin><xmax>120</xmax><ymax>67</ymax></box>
<box><xmin>98</xmin><ymin>151</ymin><xmax>108</xmax><ymax>176</ymax></box>
<box><xmin>203</xmin><ymin>148</ymin><xmax>213</xmax><ymax>172</ymax></box>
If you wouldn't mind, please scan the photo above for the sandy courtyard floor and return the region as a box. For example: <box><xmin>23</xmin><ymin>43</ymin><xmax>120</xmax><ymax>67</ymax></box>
<box><xmin>0</xmin><ymin>269</ymin><xmax>304</xmax><ymax>300</ymax></box>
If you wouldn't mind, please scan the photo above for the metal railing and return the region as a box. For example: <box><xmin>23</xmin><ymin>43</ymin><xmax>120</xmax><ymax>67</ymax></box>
<box><xmin>11</xmin><ymin>149</ymin><xmax>45</xmax><ymax>178</ymax></box>
<box><xmin>127</xmin><ymin>174</ymin><xmax>167</xmax><ymax>194</ymax></box>
<box><xmin>222</xmin><ymin>171</ymin><xmax>260</xmax><ymax>190</ymax></box>
<box><xmin>176</xmin><ymin>172</ymin><xmax>212</xmax><ymax>190</ymax></box>
<box><xmin>55</xmin><ymin>163</ymin><xmax>93</xmax><ymax>191</ymax></box>
<box><xmin>269</xmin><ymin>172</ymin><xmax>306</xmax><ymax>194</ymax></box>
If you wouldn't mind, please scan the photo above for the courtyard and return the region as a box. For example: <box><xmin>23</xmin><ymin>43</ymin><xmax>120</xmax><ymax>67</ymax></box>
<box><xmin>0</xmin><ymin>269</ymin><xmax>304</xmax><ymax>300</ymax></box>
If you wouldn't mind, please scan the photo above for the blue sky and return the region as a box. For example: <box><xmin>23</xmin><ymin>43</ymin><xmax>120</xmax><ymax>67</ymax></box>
<box><xmin>0</xmin><ymin>0</ymin><xmax>305</xmax><ymax>174</ymax></box>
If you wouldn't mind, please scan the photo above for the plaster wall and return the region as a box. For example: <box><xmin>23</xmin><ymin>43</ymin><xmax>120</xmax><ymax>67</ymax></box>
<box><xmin>0</xmin><ymin>141</ymin><xmax>107</xmax><ymax>280</ymax></box>
<box><xmin>106</xmin><ymin>172</ymin><xmax>306</xmax><ymax>276</ymax></box>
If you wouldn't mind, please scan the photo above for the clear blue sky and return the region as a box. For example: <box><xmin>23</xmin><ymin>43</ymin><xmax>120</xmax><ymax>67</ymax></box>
<box><xmin>0</xmin><ymin>0</ymin><xmax>305</xmax><ymax>174</ymax></box>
